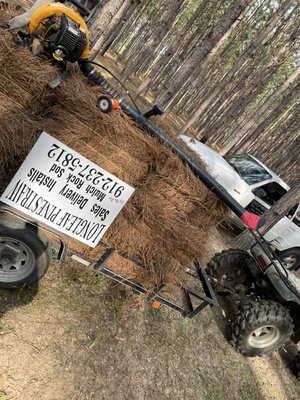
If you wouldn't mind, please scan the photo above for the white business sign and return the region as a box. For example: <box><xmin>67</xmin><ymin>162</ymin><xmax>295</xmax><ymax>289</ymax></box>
<box><xmin>1</xmin><ymin>132</ymin><xmax>135</xmax><ymax>247</ymax></box>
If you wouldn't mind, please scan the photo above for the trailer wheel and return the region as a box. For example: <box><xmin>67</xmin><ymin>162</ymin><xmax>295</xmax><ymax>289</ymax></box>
<box><xmin>229</xmin><ymin>300</ymin><xmax>294</xmax><ymax>357</ymax></box>
<box><xmin>0</xmin><ymin>215</ymin><xmax>51</xmax><ymax>289</ymax></box>
<box><xmin>206</xmin><ymin>249</ymin><xmax>252</xmax><ymax>293</ymax></box>
<box><xmin>293</xmin><ymin>352</ymin><xmax>300</xmax><ymax>381</ymax></box>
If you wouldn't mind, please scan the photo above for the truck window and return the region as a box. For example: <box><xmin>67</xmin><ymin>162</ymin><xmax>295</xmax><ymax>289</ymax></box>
<box><xmin>224</xmin><ymin>155</ymin><xmax>272</xmax><ymax>185</ymax></box>
<box><xmin>253</xmin><ymin>182</ymin><xmax>287</xmax><ymax>206</ymax></box>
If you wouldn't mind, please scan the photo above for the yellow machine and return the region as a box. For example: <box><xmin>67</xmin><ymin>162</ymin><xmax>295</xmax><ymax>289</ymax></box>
<box><xmin>28</xmin><ymin>2</ymin><xmax>90</xmax><ymax>62</ymax></box>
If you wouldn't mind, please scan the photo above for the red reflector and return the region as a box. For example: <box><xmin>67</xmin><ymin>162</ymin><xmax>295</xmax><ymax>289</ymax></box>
<box><xmin>257</xmin><ymin>255</ymin><xmax>267</xmax><ymax>268</ymax></box>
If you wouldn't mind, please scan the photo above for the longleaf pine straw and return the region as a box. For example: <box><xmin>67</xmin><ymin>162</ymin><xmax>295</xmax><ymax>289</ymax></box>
<box><xmin>0</xmin><ymin>12</ymin><xmax>228</xmax><ymax>288</ymax></box>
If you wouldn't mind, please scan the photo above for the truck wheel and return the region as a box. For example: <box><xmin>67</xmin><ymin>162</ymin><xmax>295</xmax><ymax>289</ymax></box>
<box><xmin>206</xmin><ymin>249</ymin><xmax>252</xmax><ymax>293</ymax></box>
<box><xmin>277</xmin><ymin>248</ymin><xmax>300</xmax><ymax>271</ymax></box>
<box><xmin>293</xmin><ymin>351</ymin><xmax>300</xmax><ymax>381</ymax></box>
<box><xmin>229</xmin><ymin>300</ymin><xmax>294</xmax><ymax>357</ymax></box>
<box><xmin>0</xmin><ymin>215</ymin><xmax>51</xmax><ymax>289</ymax></box>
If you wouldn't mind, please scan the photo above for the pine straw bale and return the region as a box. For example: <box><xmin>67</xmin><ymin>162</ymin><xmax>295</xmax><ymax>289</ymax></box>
<box><xmin>47</xmin><ymin>111</ymin><xmax>149</xmax><ymax>186</ymax></box>
<box><xmin>50</xmin><ymin>75</ymin><xmax>173</xmax><ymax>166</ymax></box>
<box><xmin>0</xmin><ymin>30</ymin><xmax>57</xmax><ymax>105</ymax></box>
<box><xmin>0</xmin><ymin>18</ymin><xmax>228</xmax><ymax>288</ymax></box>
<box><xmin>69</xmin><ymin>157</ymin><xmax>226</xmax><ymax>286</ymax></box>
<box><xmin>16</xmin><ymin>0</ymin><xmax>35</xmax><ymax>8</ymax></box>
<box><xmin>0</xmin><ymin>20</ymin><xmax>57</xmax><ymax>189</ymax></box>
<box><xmin>0</xmin><ymin>93</ymin><xmax>46</xmax><ymax>191</ymax></box>
<box><xmin>0</xmin><ymin>90</ymin><xmax>55</xmax><ymax>191</ymax></box>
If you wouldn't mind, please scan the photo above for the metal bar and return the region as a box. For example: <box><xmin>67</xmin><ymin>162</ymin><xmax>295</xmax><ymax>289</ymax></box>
<box><xmin>116</xmin><ymin>250</ymin><xmax>146</xmax><ymax>267</ymax></box>
<box><xmin>147</xmin><ymin>282</ymin><xmax>166</xmax><ymax>297</ymax></box>
<box><xmin>91</xmin><ymin>248</ymin><xmax>115</xmax><ymax>271</ymax></box>
<box><xmin>67</xmin><ymin>244</ymin><xmax>219</xmax><ymax>317</ymax></box>
<box><xmin>182</xmin><ymin>288</ymin><xmax>194</xmax><ymax>313</ymax></box>
<box><xmin>119</xmin><ymin>100</ymin><xmax>248</xmax><ymax>219</ymax></box>
<box><xmin>197</xmin><ymin>267</ymin><xmax>219</xmax><ymax>307</ymax></box>
<box><xmin>185</xmin><ymin>286</ymin><xmax>218</xmax><ymax>306</ymax></box>
<box><xmin>99</xmin><ymin>240</ymin><xmax>146</xmax><ymax>268</ymax></box>
<box><xmin>186</xmin><ymin>302</ymin><xmax>208</xmax><ymax>319</ymax></box>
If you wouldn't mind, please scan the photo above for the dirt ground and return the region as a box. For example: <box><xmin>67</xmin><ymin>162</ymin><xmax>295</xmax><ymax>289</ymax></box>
<box><xmin>0</xmin><ymin>227</ymin><xmax>299</xmax><ymax>400</ymax></box>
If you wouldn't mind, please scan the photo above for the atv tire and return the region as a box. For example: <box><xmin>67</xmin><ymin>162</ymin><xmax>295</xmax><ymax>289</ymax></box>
<box><xmin>229</xmin><ymin>300</ymin><xmax>294</xmax><ymax>357</ymax></box>
<box><xmin>206</xmin><ymin>248</ymin><xmax>252</xmax><ymax>293</ymax></box>
<box><xmin>0</xmin><ymin>215</ymin><xmax>51</xmax><ymax>289</ymax></box>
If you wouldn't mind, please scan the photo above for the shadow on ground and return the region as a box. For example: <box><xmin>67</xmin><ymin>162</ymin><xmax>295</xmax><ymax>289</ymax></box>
<box><xmin>0</xmin><ymin>283</ymin><xmax>38</xmax><ymax>318</ymax></box>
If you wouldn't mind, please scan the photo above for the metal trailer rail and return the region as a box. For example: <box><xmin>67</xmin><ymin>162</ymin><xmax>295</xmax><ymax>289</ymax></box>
<box><xmin>68</xmin><ymin>247</ymin><xmax>219</xmax><ymax>318</ymax></box>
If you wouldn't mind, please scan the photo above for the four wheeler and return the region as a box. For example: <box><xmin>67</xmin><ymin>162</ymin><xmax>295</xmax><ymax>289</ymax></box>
<box><xmin>206</xmin><ymin>229</ymin><xmax>300</xmax><ymax>361</ymax></box>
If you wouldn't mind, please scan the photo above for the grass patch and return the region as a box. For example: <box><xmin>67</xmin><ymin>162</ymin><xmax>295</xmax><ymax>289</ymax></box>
<box><xmin>64</xmin><ymin>325</ymin><xmax>77</xmax><ymax>335</ymax></box>
<box><xmin>105</xmin><ymin>298</ymin><xmax>122</xmax><ymax>320</ymax></box>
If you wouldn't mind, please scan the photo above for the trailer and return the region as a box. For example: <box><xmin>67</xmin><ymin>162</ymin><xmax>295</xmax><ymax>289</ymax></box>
<box><xmin>0</xmin><ymin>0</ymin><xmax>263</xmax><ymax>318</ymax></box>
<box><xmin>0</xmin><ymin>201</ymin><xmax>219</xmax><ymax>317</ymax></box>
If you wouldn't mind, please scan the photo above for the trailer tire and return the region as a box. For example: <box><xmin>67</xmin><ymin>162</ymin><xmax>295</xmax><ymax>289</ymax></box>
<box><xmin>206</xmin><ymin>248</ymin><xmax>252</xmax><ymax>293</ymax></box>
<box><xmin>0</xmin><ymin>215</ymin><xmax>51</xmax><ymax>289</ymax></box>
<box><xmin>229</xmin><ymin>300</ymin><xmax>294</xmax><ymax>357</ymax></box>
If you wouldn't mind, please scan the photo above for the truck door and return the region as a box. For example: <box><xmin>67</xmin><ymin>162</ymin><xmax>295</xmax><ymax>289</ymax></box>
<box><xmin>264</xmin><ymin>204</ymin><xmax>300</xmax><ymax>250</ymax></box>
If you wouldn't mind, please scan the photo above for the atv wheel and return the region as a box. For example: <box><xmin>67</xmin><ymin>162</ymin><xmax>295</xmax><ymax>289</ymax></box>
<box><xmin>293</xmin><ymin>351</ymin><xmax>300</xmax><ymax>381</ymax></box>
<box><xmin>229</xmin><ymin>300</ymin><xmax>294</xmax><ymax>356</ymax></box>
<box><xmin>206</xmin><ymin>249</ymin><xmax>252</xmax><ymax>293</ymax></box>
<box><xmin>0</xmin><ymin>215</ymin><xmax>51</xmax><ymax>289</ymax></box>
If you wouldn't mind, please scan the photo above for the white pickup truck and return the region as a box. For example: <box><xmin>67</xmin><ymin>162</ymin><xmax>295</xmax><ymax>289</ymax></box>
<box><xmin>180</xmin><ymin>135</ymin><xmax>300</xmax><ymax>270</ymax></box>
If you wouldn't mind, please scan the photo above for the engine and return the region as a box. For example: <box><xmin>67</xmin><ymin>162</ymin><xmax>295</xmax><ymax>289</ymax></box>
<box><xmin>36</xmin><ymin>12</ymin><xmax>87</xmax><ymax>62</ymax></box>
<box><xmin>28</xmin><ymin>2</ymin><xmax>90</xmax><ymax>63</ymax></box>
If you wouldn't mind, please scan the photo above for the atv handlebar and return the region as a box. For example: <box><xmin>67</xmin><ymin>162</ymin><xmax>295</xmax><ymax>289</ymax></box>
<box><xmin>79</xmin><ymin>60</ymin><xmax>265</xmax><ymax>231</ymax></box>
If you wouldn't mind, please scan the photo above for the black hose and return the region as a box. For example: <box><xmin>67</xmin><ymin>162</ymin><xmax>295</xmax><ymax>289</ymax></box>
<box><xmin>79</xmin><ymin>60</ymin><xmax>123</xmax><ymax>101</ymax></box>
<box><xmin>88</xmin><ymin>60</ymin><xmax>141</xmax><ymax>113</ymax></box>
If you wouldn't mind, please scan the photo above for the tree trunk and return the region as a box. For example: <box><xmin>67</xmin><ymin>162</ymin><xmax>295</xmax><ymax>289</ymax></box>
<box><xmin>260</xmin><ymin>184</ymin><xmax>300</xmax><ymax>235</ymax></box>
<box><xmin>120</xmin><ymin>0</ymin><xmax>188</xmax><ymax>82</ymax></box>
<box><xmin>89</xmin><ymin>0</ymin><xmax>130</xmax><ymax>58</ymax></box>
<box><xmin>190</xmin><ymin>0</ymin><xmax>295</xmax><ymax>143</ymax></box>
<box><xmin>156</xmin><ymin>0</ymin><xmax>253</xmax><ymax>106</ymax></box>
<box><xmin>220</xmin><ymin>66</ymin><xmax>300</xmax><ymax>155</ymax></box>
<box><xmin>100</xmin><ymin>0</ymin><xmax>139</xmax><ymax>56</ymax></box>
<box><xmin>235</xmin><ymin>81</ymin><xmax>300</xmax><ymax>154</ymax></box>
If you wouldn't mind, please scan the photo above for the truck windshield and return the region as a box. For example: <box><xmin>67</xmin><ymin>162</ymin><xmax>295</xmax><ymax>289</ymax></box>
<box><xmin>224</xmin><ymin>155</ymin><xmax>272</xmax><ymax>185</ymax></box>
